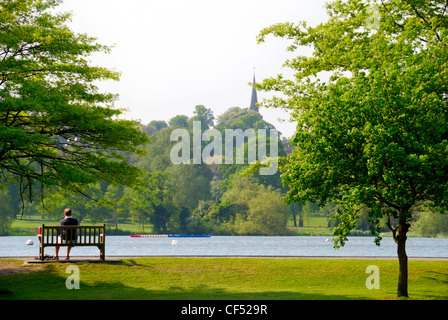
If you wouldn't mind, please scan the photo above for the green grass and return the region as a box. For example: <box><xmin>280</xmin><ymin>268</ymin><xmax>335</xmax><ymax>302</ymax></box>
<box><xmin>286</xmin><ymin>216</ymin><xmax>333</xmax><ymax>236</ymax></box>
<box><xmin>1</xmin><ymin>257</ymin><xmax>447</xmax><ymax>300</ymax></box>
<box><xmin>9</xmin><ymin>215</ymin><xmax>150</xmax><ymax>236</ymax></box>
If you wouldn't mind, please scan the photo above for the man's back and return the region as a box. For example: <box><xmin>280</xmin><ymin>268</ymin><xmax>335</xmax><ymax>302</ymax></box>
<box><xmin>60</xmin><ymin>217</ymin><xmax>79</xmax><ymax>226</ymax></box>
<box><xmin>59</xmin><ymin>217</ymin><xmax>79</xmax><ymax>241</ymax></box>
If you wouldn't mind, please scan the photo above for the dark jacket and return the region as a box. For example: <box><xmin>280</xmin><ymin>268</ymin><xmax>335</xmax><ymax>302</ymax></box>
<box><xmin>59</xmin><ymin>217</ymin><xmax>79</xmax><ymax>241</ymax></box>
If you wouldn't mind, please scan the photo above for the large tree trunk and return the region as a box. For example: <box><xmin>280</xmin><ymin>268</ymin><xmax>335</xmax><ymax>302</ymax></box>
<box><xmin>395</xmin><ymin>221</ymin><xmax>410</xmax><ymax>298</ymax></box>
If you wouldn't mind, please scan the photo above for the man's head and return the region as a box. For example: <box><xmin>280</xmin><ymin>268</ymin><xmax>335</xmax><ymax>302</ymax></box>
<box><xmin>64</xmin><ymin>208</ymin><xmax>72</xmax><ymax>217</ymax></box>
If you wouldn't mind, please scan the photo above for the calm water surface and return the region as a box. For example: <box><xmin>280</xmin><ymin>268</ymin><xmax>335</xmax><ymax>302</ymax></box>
<box><xmin>1</xmin><ymin>235</ymin><xmax>448</xmax><ymax>258</ymax></box>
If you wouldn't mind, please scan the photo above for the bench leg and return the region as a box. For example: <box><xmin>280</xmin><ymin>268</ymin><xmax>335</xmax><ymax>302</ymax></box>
<box><xmin>39</xmin><ymin>246</ymin><xmax>44</xmax><ymax>261</ymax></box>
<box><xmin>98</xmin><ymin>245</ymin><xmax>105</xmax><ymax>261</ymax></box>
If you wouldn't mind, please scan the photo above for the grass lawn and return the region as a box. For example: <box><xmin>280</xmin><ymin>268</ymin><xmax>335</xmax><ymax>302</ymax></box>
<box><xmin>9</xmin><ymin>214</ymin><xmax>151</xmax><ymax>235</ymax></box>
<box><xmin>0</xmin><ymin>257</ymin><xmax>447</xmax><ymax>300</ymax></box>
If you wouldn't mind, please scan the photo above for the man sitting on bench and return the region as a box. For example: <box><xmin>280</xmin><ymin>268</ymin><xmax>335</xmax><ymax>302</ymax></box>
<box><xmin>55</xmin><ymin>208</ymin><xmax>79</xmax><ymax>260</ymax></box>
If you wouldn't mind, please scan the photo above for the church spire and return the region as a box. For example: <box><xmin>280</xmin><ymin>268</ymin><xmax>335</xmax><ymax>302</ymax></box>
<box><xmin>250</xmin><ymin>69</ymin><xmax>259</xmax><ymax>112</ymax></box>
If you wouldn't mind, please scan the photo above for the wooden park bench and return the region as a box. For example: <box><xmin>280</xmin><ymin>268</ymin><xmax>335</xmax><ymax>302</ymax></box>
<box><xmin>38</xmin><ymin>224</ymin><xmax>106</xmax><ymax>261</ymax></box>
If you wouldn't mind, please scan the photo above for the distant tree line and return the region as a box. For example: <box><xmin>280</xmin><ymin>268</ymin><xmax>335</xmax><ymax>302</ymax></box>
<box><xmin>1</xmin><ymin>105</ymin><xmax>290</xmax><ymax>235</ymax></box>
<box><xmin>2</xmin><ymin>104</ymin><xmax>446</xmax><ymax>237</ymax></box>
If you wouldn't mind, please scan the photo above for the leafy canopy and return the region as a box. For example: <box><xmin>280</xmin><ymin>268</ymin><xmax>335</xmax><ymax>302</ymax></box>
<box><xmin>0</xmin><ymin>0</ymin><xmax>148</xmax><ymax>202</ymax></box>
<box><xmin>257</xmin><ymin>0</ymin><xmax>448</xmax><ymax>247</ymax></box>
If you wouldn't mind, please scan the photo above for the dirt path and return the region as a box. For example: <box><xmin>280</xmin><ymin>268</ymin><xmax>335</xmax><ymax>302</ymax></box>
<box><xmin>0</xmin><ymin>260</ymin><xmax>47</xmax><ymax>275</ymax></box>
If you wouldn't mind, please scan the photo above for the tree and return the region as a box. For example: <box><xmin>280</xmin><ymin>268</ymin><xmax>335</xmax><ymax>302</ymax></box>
<box><xmin>221</xmin><ymin>176</ymin><xmax>287</xmax><ymax>235</ymax></box>
<box><xmin>188</xmin><ymin>105</ymin><xmax>215</xmax><ymax>130</ymax></box>
<box><xmin>137</xmin><ymin>126</ymin><xmax>181</xmax><ymax>172</ymax></box>
<box><xmin>215</xmin><ymin>106</ymin><xmax>286</xmax><ymax>191</ymax></box>
<box><xmin>0</xmin><ymin>0</ymin><xmax>148</xmax><ymax>204</ymax></box>
<box><xmin>215</xmin><ymin>107</ymin><xmax>274</xmax><ymax>131</ymax></box>
<box><xmin>169</xmin><ymin>115</ymin><xmax>189</xmax><ymax>128</ymax></box>
<box><xmin>257</xmin><ymin>0</ymin><xmax>448</xmax><ymax>297</ymax></box>
<box><xmin>167</xmin><ymin>163</ymin><xmax>213</xmax><ymax>212</ymax></box>
<box><xmin>0</xmin><ymin>187</ymin><xmax>15</xmax><ymax>235</ymax></box>
<box><xmin>413</xmin><ymin>209</ymin><xmax>448</xmax><ymax>237</ymax></box>
<box><xmin>148</xmin><ymin>120</ymin><xmax>168</xmax><ymax>131</ymax></box>
<box><xmin>103</xmin><ymin>184</ymin><xmax>126</xmax><ymax>231</ymax></box>
<box><xmin>123</xmin><ymin>172</ymin><xmax>175</xmax><ymax>234</ymax></box>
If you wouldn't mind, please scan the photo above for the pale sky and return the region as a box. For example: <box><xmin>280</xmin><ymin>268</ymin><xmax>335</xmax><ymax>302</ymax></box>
<box><xmin>58</xmin><ymin>0</ymin><xmax>329</xmax><ymax>138</ymax></box>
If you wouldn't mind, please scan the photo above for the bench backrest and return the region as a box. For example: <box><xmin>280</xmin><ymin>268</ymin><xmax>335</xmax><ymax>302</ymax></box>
<box><xmin>40</xmin><ymin>224</ymin><xmax>106</xmax><ymax>246</ymax></box>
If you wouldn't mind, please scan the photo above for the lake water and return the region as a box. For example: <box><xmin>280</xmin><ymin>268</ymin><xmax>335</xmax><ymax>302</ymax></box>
<box><xmin>1</xmin><ymin>235</ymin><xmax>448</xmax><ymax>258</ymax></box>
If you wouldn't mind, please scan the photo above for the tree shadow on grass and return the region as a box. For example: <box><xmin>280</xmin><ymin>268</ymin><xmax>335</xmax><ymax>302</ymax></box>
<box><xmin>4</xmin><ymin>260</ymin><xmax>445</xmax><ymax>301</ymax></box>
<box><xmin>0</xmin><ymin>265</ymin><xmax>371</xmax><ymax>301</ymax></box>
<box><xmin>423</xmin><ymin>271</ymin><xmax>448</xmax><ymax>285</ymax></box>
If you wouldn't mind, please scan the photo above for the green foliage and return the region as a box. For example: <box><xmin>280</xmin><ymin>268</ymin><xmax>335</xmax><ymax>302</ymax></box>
<box><xmin>168</xmin><ymin>115</ymin><xmax>189</xmax><ymax>128</ymax></box>
<box><xmin>257</xmin><ymin>0</ymin><xmax>448</xmax><ymax>297</ymax></box>
<box><xmin>0</xmin><ymin>0</ymin><xmax>294</xmax><ymax>238</ymax></box>
<box><xmin>188</xmin><ymin>105</ymin><xmax>215</xmax><ymax>130</ymax></box>
<box><xmin>257</xmin><ymin>0</ymin><xmax>448</xmax><ymax>247</ymax></box>
<box><xmin>167</xmin><ymin>164</ymin><xmax>213</xmax><ymax>211</ymax></box>
<box><xmin>121</xmin><ymin>171</ymin><xmax>175</xmax><ymax>233</ymax></box>
<box><xmin>0</xmin><ymin>187</ymin><xmax>14</xmax><ymax>235</ymax></box>
<box><xmin>215</xmin><ymin>107</ymin><xmax>274</xmax><ymax>131</ymax></box>
<box><xmin>198</xmin><ymin>176</ymin><xmax>288</xmax><ymax>235</ymax></box>
<box><xmin>3</xmin><ymin>0</ymin><xmax>448</xmax><ymax>246</ymax></box>
<box><xmin>0</xmin><ymin>0</ymin><xmax>149</xmax><ymax>203</ymax></box>
<box><xmin>148</xmin><ymin>120</ymin><xmax>168</xmax><ymax>131</ymax></box>
<box><xmin>122</xmin><ymin>105</ymin><xmax>290</xmax><ymax>235</ymax></box>
<box><xmin>138</xmin><ymin>127</ymin><xmax>178</xmax><ymax>172</ymax></box>
<box><xmin>413</xmin><ymin>210</ymin><xmax>448</xmax><ymax>237</ymax></box>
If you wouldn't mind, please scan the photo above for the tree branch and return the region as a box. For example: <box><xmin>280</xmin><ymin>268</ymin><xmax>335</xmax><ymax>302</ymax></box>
<box><xmin>385</xmin><ymin>210</ymin><xmax>398</xmax><ymax>243</ymax></box>
<box><xmin>406</xmin><ymin>0</ymin><xmax>442</xmax><ymax>42</ymax></box>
